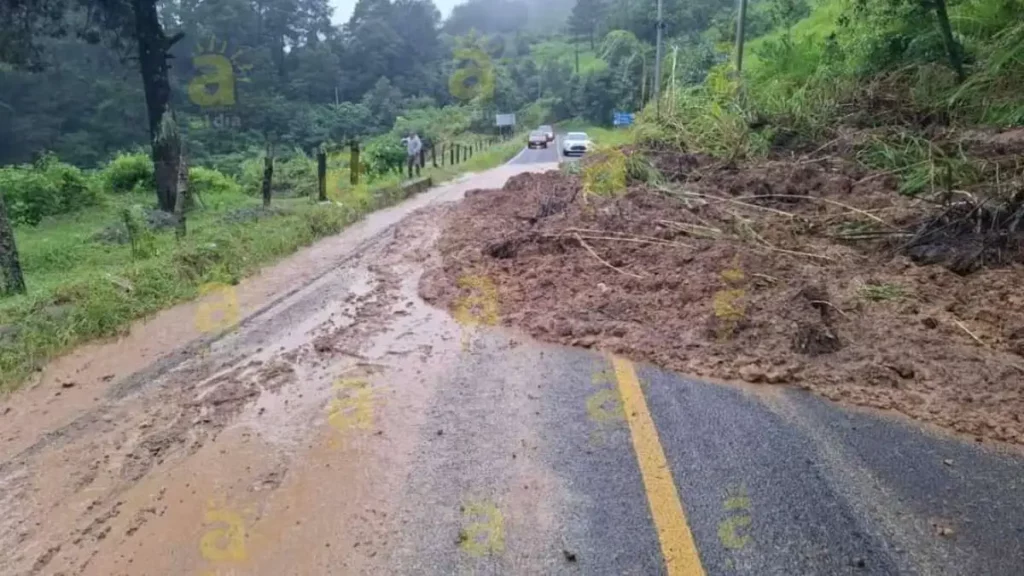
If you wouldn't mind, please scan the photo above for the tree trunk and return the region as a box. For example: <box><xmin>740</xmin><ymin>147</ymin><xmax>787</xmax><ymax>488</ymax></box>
<box><xmin>133</xmin><ymin>0</ymin><xmax>185</xmax><ymax>212</ymax></box>
<box><xmin>272</xmin><ymin>34</ymin><xmax>287</xmax><ymax>79</ymax></box>
<box><xmin>317</xmin><ymin>149</ymin><xmax>328</xmax><ymax>201</ymax></box>
<box><xmin>931</xmin><ymin>0</ymin><xmax>965</xmax><ymax>82</ymax></box>
<box><xmin>262</xmin><ymin>145</ymin><xmax>274</xmax><ymax>208</ymax></box>
<box><xmin>0</xmin><ymin>191</ymin><xmax>26</xmax><ymax>296</ymax></box>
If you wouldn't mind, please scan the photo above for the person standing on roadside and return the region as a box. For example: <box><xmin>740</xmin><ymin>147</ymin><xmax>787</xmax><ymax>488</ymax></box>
<box><xmin>406</xmin><ymin>131</ymin><xmax>422</xmax><ymax>179</ymax></box>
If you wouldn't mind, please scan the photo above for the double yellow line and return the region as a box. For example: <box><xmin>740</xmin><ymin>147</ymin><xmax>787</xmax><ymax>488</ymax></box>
<box><xmin>611</xmin><ymin>356</ymin><xmax>706</xmax><ymax>576</ymax></box>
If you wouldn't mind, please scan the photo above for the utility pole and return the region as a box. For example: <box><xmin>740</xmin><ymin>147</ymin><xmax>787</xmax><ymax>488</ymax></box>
<box><xmin>735</xmin><ymin>0</ymin><xmax>749</xmax><ymax>73</ymax></box>
<box><xmin>575</xmin><ymin>38</ymin><xmax>580</xmax><ymax>75</ymax></box>
<box><xmin>654</xmin><ymin>0</ymin><xmax>664</xmax><ymax>118</ymax></box>
<box><xmin>670</xmin><ymin>44</ymin><xmax>678</xmax><ymax>110</ymax></box>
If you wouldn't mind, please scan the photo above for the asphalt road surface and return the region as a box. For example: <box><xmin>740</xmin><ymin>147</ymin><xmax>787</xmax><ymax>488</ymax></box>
<box><xmin>1</xmin><ymin>150</ymin><xmax>1022</xmax><ymax>576</ymax></box>
<box><xmin>509</xmin><ymin>133</ymin><xmax>571</xmax><ymax>164</ymax></box>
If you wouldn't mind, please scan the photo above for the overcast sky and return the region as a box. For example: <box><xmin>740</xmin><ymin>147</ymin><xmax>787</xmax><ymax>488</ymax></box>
<box><xmin>329</xmin><ymin>0</ymin><xmax>461</xmax><ymax>24</ymax></box>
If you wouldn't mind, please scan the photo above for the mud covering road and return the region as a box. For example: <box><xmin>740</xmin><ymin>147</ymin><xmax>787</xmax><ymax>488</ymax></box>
<box><xmin>1</xmin><ymin>150</ymin><xmax>1023</xmax><ymax>576</ymax></box>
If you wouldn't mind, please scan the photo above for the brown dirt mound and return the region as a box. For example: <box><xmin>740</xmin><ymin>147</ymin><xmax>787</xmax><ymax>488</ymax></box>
<box><xmin>420</xmin><ymin>162</ymin><xmax>1024</xmax><ymax>445</ymax></box>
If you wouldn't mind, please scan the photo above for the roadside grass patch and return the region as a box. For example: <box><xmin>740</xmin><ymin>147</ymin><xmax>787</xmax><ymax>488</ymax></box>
<box><xmin>582</xmin><ymin>147</ymin><xmax>628</xmax><ymax>197</ymax></box>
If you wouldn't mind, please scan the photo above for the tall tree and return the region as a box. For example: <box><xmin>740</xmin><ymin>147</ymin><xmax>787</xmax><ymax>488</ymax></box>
<box><xmin>132</xmin><ymin>0</ymin><xmax>189</xmax><ymax>212</ymax></box>
<box><xmin>444</xmin><ymin>0</ymin><xmax>529</xmax><ymax>35</ymax></box>
<box><xmin>0</xmin><ymin>0</ymin><xmax>188</xmax><ymax>212</ymax></box>
<box><xmin>568</xmin><ymin>0</ymin><xmax>606</xmax><ymax>49</ymax></box>
<box><xmin>0</xmin><ymin>190</ymin><xmax>26</xmax><ymax>296</ymax></box>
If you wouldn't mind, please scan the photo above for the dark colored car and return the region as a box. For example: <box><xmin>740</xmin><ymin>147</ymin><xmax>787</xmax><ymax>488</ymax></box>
<box><xmin>527</xmin><ymin>131</ymin><xmax>548</xmax><ymax>149</ymax></box>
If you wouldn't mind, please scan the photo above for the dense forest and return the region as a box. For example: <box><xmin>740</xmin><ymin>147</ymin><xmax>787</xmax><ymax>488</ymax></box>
<box><xmin>0</xmin><ymin>0</ymin><xmax>645</xmax><ymax>170</ymax></box>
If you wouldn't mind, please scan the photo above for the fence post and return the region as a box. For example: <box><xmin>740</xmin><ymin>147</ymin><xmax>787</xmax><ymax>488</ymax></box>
<box><xmin>262</xmin><ymin>143</ymin><xmax>274</xmax><ymax>208</ymax></box>
<box><xmin>350</xmin><ymin>141</ymin><xmax>360</xmax><ymax>186</ymax></box>
<box><xmin>432</xmin><ymin>145</ymin><xmax>437</xmax><ymax>168</ymax></box>
<box><xmin>450</xmin><ymin>144</ymin><xmax>456</xmax><ymax>165</ymax></box>
<box><xmin>317</xmin><ymin>147</ymin><xmax>327</xmax><ymax>201</ymax></box>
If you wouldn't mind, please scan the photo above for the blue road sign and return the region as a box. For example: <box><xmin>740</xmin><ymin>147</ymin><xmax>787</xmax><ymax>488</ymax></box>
<box><xmin>613</xmin><ymin>111</ymin><xmax>635</xmax><ymax>126</ymax></box>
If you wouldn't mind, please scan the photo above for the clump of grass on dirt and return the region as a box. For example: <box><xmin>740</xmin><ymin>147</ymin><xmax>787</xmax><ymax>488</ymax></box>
<box><xmin>858</xmin><ymin>282</ymin><xmax>907</xmax><ymax>302</ymax></box>
<box><xmin>581</xmin><ymin>148</ymin><xmax>628</xmax><ymax>196</ymax></box>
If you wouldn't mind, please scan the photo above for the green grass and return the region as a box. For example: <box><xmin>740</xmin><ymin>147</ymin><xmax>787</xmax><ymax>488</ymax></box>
<box><xmin>530</xmin><ymin>40</ymin><xmax>608</xmax><ymax>74</ymax></box>
<box><xmin>0</xmin><ymin>137</ymin><xmax>523</xmax><ymax>393</ymax></box>
<box><xmin>743</xmin><ymin>0</ymin><xmax>845</xmax><ymax>74</ymax></box>
<box><xmin>636</xmin><ymin>0</ymin><xmax>1024</xmax><ymax>197</ymax></box>
<box><xmin>858</xmin><ymin>282</ymin><xmax>907</xmax><ymax>302</ymax></box>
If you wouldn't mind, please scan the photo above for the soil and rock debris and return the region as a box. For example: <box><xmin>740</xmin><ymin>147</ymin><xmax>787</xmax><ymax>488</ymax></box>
<box><xmin>421</xmin><ymin>148</ymin><xmax>1024</xmax><ymax>445</ymax></box>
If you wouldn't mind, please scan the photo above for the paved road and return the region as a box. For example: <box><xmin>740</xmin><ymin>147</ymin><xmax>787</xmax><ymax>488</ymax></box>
<box><xmin>508</xmin><ymin>133</ymin><xmax>568</xmax><ymax>165</ymax></box>
<box><xmin>1</xmin><ymin>151</ymin><xmax>1023</xmax><ymax>576</ymax></box>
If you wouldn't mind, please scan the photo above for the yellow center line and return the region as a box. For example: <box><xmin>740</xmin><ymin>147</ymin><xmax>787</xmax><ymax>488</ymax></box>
<box><xmin>611</xmin><ymin>355</ymin><xmax>706</xmax><ymax>576</ymax></box>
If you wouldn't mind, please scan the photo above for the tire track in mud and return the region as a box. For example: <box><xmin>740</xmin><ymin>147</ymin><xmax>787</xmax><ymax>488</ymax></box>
<box><xmin>0</xmin><ymin>206</ymin><xmax>457</xmax><ymax>576</ymax></box>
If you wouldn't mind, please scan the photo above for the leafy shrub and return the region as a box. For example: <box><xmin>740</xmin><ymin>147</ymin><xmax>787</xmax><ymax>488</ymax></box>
<box><xmin>103</xmin><ymin>151</ymin><xmax>154</xmax><ymax>194</ymax></box>
<box><xmin>275</xmin><ymin>154</ymin><xmax>317</xmax><ymax>197</ymax></box>
<box><xmin>189</xmin><ymin>166</ymin><xmax>242</xmax><ymax>198</ymax></box>
<box><xmin>362</xmin><ymin>138</ymin><xmax>407</xmax><ymax>179</ymax></box>
<box><xmin>0</xmin><ymin>154</ymin><xmax>100</xmax><ymax>225</ymax></box>
<box><xmin>239</xmin><ymin>150</ymin><xmax>317</xmax><ymax>198</ymax></box>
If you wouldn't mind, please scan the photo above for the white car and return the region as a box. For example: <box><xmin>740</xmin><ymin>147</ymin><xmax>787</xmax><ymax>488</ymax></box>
<box><xmin>562</xmin><ymin>132</ymin><xmax>592</xmax><ymax>156</ymax></box>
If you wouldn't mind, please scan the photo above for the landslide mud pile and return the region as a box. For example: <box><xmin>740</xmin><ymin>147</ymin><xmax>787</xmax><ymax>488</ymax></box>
<box><xmin>420</xmin><ymin>153</ymin><xmax>1024</xmax><ymax>445</ymax></box>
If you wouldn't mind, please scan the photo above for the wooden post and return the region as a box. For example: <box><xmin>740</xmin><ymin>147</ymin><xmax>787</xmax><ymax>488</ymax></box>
<box><xmin>432</xmin><ymin>145</ymin><xmax>437</xmax><ymax>168</ymax></box>
<box><xmin>317</xmin><ymin>147</ymin><xmax>327</xmax><ymax>201</ymax></box>
<box><xmin>262</xmin><ymin>142</ymin><xmax>274</xmax><ymax>208</ymax></box>
<box><xmin>350</xmin><ymin>141</ymin><xmax>360</xmax><ymax>186</ymax></box>
<box><xmin>419</xmin><ymin>148</ymin><xmax>426</xmax><ymax>169</ymax></box>
<box><xmin>451</xmin><ymin>144</ymin><xmax>456</xmax><ymax>165</ymax></box>
<box><xmin>174</xmin><ymin>152</ymin><xmax>188</xmax><ymax>239</ymax></box>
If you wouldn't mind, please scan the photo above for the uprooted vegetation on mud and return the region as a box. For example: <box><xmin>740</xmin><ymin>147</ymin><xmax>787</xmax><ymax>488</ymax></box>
<box><xmin>420</xmin><ymin>140</ymin><xmax>1024</xmax><ymax>445</ymax></box>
